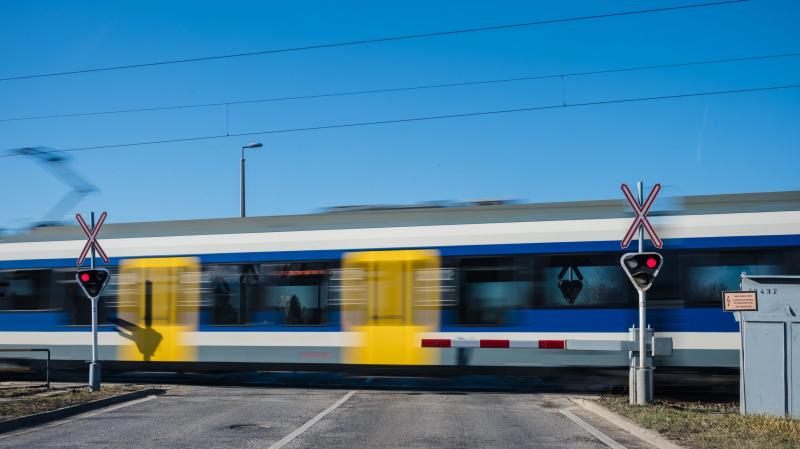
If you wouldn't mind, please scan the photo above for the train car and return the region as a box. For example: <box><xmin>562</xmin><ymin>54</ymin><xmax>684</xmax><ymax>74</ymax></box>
<box><xmin>0</xmin><ymin>190</ymin><xmax>798</xmax><ymax>373</ymax></box>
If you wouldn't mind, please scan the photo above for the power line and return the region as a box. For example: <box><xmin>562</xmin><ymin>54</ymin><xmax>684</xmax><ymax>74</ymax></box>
<box><xmin>0</xmin><ymin>0</ymin><xmax>747</xmax><ymax>83</ymax></box>
<box><xmin>2</xmin><ymin>81</ymin><xmax>796</xmax><ymax>159</ymax></box>
<box><xmin>2</xmin><ymin>50</ymin><xmax>795</xmax><ymax>124</ymax></box>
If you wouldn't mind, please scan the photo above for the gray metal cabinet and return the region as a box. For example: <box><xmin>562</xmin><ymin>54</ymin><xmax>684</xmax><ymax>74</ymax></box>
<box><xmin>737</xmin><ymin>275</ymin><xmax>800</xmax><ymax>418</ymax></box>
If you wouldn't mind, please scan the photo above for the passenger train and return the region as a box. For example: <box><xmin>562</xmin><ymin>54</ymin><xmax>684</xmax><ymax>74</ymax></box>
<box><xmin>1</xmin><ymin>190</ymin><xmax>798</xmax><ymax>373</ymax></box>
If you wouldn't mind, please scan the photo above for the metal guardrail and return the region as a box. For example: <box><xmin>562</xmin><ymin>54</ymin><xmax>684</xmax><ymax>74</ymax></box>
<box><xmin>0</xmin><ymin>348</ymin><xmax>50</xmax><ymax>389</ymax></box>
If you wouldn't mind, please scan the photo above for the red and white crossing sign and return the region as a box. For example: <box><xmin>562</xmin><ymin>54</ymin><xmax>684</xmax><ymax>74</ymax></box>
<box><xmin>620</xmin><ymin>183</ymin><xmax>662</xmax><ymax>249</ymax></box>
<box><xmin>76</xmin><ymin>212</ymin><xmax>109</xmax><ymax>266</ymax></box>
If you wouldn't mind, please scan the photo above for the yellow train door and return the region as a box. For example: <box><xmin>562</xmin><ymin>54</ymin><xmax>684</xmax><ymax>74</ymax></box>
<box><xmin>116</xmin><ymin>257</ymin><xmax>200</xmax><ymax>362</ymax></box>
<box><xmin>341</xmin><ymin>250</ymin><xmax>441</xmax><ymax>365</ymax></box>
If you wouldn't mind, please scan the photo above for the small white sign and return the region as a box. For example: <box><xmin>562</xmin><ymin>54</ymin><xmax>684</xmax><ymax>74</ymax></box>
<box><xmin>723</xmin><ymin>291</ymin><xmax>758</xmax><ymax>312</ymax></box>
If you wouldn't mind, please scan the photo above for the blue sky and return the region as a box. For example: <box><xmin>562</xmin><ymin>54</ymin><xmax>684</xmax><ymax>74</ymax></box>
<box><xmin>1</xmin><ymin>0</ymin><xmax>798</xmax><ymax>230</ymax></box>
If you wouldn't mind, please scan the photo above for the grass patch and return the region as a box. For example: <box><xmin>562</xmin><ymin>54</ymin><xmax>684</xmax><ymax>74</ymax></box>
<box><xmin>0</xmin><ymin>387</ymin><xmax>50</xmax><ymax>399</ymax></box>
<box><xmin>598</xmin><ymin>395</ymin><xmax>800</xmax><ymax>449</ymax></box>
<box><xmin>0</xmin><ymin>384</ymin><xmax>145</xmax><ymax>421</ymax></box>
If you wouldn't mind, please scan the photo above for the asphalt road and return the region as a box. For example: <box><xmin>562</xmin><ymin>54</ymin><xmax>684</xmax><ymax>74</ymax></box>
<box><xmin>0</xmin><ymin>386</ymin><xmax>656</xmax><ymax>449</ymax></box>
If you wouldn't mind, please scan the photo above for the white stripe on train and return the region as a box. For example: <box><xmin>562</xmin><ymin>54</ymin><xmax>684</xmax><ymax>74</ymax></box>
<box><xmin>1</xmin><ymin>210</ymin><xmax>798</xmax><ymax>261</ymax></box>
<box><xmin>0</xmin><ymin>331</ymin><xmax>739</xmax><ymax>350</ymax></box>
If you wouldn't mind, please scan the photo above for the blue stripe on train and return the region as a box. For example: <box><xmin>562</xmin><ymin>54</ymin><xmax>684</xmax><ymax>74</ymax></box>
<box><xmin>440</xmin><ymin>308</ymin><xmax>738</xmax><ymax>332</ymax></box>
<box><xmin>0</xmin><ymin>308</ymin><xmax>738</xmax><ymax>333</ymax></box>
<box><xmin>2</xmin><ymin>233</ymin><xmax>799</xmax><ymax>269</ymax></box>
<box><xmin>0</xmin><ymin>311</ymin><xmax>71</xmax><ymax>331</ymax></box>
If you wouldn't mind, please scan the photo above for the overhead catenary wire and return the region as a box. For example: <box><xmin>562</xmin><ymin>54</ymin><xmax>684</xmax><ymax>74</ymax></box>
<box><xmin>1</xmin><ymin>82</ymin><xmax>796</xmax><ymax>159</ymax></box>
<box><xmin>1</xmin><ymin>50</ymin><xmax>795</xmax><ymax>124</ymax></box>
<box><xmin>0</xmin><ymin>0</ymin><xmax>748</xmax><ymax>82</ymax></box>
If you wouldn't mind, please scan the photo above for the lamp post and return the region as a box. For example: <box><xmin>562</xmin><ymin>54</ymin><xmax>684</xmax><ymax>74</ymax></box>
<box><xmin>240</xmin><ymin>143</ymin><xmax>262</xmax><ymax>218</ymax></box>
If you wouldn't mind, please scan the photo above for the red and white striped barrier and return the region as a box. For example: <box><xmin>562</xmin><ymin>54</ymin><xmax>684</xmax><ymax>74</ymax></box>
<box><xmin>421</xmin><ymin>338</ymin><xmax>566</xmax><ymax>349</ymax></box>
<box><xmin>421</xmin><ymin>338</ymin><xmax>660</xmax><ymax>352</ymax></box>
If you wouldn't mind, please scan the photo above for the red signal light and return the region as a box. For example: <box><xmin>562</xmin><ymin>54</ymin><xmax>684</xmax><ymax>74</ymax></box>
<box><xmin>80</xmin><ymin>273</ymin><xmax>90</xmax><ymax>282</ymax></box>
<box><xmin>646</xmin><ymin>257</ymin><xmax>657</xmax><ymax>269</ymax></box>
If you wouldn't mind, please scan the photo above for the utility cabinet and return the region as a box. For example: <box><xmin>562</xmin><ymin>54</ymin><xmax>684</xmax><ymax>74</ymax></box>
<box><xmin>736</xmin><ymin>275</ymin><xmax>800</xmax><ymax>418</ymax></box>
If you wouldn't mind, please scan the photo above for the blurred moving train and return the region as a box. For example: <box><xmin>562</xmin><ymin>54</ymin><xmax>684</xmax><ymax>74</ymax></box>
<box><xmin>0</xmin><ymin>190</ymin><xmax>798</xmax><ymax>372</ymax></box>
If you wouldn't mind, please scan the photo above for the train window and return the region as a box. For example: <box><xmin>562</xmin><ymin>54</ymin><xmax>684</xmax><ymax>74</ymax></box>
<box><xmin>203</xmin><ymin>264</ymin><xmax>259</xmax><ymax>325</ymax></box>
<box><xmin>532</xmin><ymin>254</ymin><xmax>635</xmax><ymax>308</ymax></box>
<box><xmin>680</xmin><ymin>248</ymin><xmax>800</xmax><ymax>306</ymax></box>
<box><xmin>457</xmin><ymin>257</ymin><xmax>533</xmax><ymax>325</ymax></box>
<box><xmin>202</xmin><ymin>262</ymin><xmax>332</xmax><ymax>326</ymax></box>
<box><xmin>262</xmin><ymin>263</ymin><xmax>328</xmax><ymax>325</ymax></box>
<box><xmin>0</xmin><ymin>269</ymin><xmax>56</xmax><ymax>311</ymax></box>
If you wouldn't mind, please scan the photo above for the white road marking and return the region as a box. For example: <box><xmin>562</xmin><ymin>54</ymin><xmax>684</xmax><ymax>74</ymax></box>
<box><xmin>0</xmin><ymin>394</ymin><xmax>158</xmax><ymax>440</ymax></box>
<box><xmin>560</xmin><ymin>409</ymin><xmax>627</xmax><ymax>449</ymax></box>
<box><xmin>267</xmin><ymin>390</ymin><xmax>356</xmax><ymax>449</ymax></box>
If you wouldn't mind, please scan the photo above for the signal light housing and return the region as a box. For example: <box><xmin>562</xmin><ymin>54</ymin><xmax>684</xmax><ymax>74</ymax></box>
<box><xmin>620</xmin><ymin>252</ymin><xmax>663</xmax><ymax>292</ymax></box>
<box><xmin>76</xmin><ymin>268</ymin><xmax>110</xmax><ymax>299</ymax></box>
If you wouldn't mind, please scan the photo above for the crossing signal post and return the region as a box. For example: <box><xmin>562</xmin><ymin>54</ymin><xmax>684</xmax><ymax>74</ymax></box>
<box><xmin>75</xmin><ymin>212</ymin><xmax>110</xmax><ymax>392</ymax></box>
<box><xmin>620</xmin><ymin>182</ymin><xmax>663</xmax><ymax>406</ymax></box>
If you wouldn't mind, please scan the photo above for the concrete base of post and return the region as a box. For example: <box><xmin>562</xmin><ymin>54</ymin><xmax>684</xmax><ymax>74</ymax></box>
<box><xmin>629</xmin><ymin>366</ymin><xmax>635</xmax><ymax>405</ymax></box>
<box><xmin>89</xmin><ymin>362</ymin><xmax>101</xmax><ymax>391</ymax></box>
<box><xmin>628</xmin><ymin>326</ymin><xmax>654</xmax><ymax>405</ymax></box>
<box><xmin>631</xmin><ymin>367</ymin><xmax>653</xmax><ymax>405</ymax></box>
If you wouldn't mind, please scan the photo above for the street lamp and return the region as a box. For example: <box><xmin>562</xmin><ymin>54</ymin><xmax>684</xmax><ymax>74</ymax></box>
<box><xmin>240</xmin><ymin>142</ymin><xmax>262</xmax><ymax>218</ymax></box>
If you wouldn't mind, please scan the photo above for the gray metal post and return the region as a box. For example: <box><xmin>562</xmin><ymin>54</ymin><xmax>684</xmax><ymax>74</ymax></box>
<box><xmin>89</xmin><ymin>297</ymin><xmax>100</xmax><ymax>391</ymax></box>
<box><xmin>637</xmin><ymin>183</ymin><xmax>645</xmax><ymax>370</ymax></box>
<box><xmin>240</xmin><ymin>149</ymin><xmax>246</xmax><ymax>218</ymax></box>
<box><xmin>88</xmin><ymin>212</ymin><xmax>101</xmax><ymax>392</ymax></box>
<box><xmin>90</xmin><ymin>212</ymin><xmax>95</xmax><ymax>270</ymax></box>
<box><xmin>636</xmin><ymin>182</ymin><xmax>653</xmax><ymax>405</ymax></box>
<box><xmin>738</xmin><ymin>273</ymin><xmax>746</xmax><ymax>415</ymax></box>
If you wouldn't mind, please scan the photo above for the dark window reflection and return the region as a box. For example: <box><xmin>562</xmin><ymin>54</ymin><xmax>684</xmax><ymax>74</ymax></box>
<box><xmin>263</xmin><ymin>263</ymin><xmax>327</xmax><ymax>325</ymax></box>
<box><xmin>0</xmin><ymin>269</ymin><xmax>55</xmax><ymax>310</ymax></box>
<box><xmin>206</xmin><ymin>264</ymin><xmax>250</xmax><ymax>324</ymax></box>
<box><xmin>203</xmin><ymin>262</ymin><xmax>331</xmax><ymax>325</ymax></box>
<box><xmin>533</xmin><ymin>254</ymin><xmax>635</xmax><ymax>308</ymax></box>
<box><xmin>0</xmin><ymin>268</ymin><xmax>116</xmax><ymax>325</ymax></box>
<box><xmin>457</xmin><ymin>257</ymin><xmax>533</xmax><ymax>325</ymax></box>
<box><xmin>678</xmin><ymin>248</ymin><xmax>799</xmax><ymax>306</ymax></box>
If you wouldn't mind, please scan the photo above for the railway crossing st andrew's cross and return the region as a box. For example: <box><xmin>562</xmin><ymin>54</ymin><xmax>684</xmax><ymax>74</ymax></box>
<box><xmin>76</xmin><ymin>211</ymin><xmax>109</xmax><ymax>266</ymax></box>
<box><xmin>620</xmin><ymin>182</ymin><xmax>662</xmax><ymax>249</ymax></box>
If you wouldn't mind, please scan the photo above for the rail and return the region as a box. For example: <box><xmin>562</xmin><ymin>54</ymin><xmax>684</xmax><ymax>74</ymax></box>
<box><xmin>0</xmin><ymin>348</ymin><xmax>50</xmax><ymax>389</ymax></box>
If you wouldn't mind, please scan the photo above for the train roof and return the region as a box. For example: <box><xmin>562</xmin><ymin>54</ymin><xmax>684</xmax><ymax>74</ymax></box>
<box><xmin>3</xmin><ymin>190</ymin><xmax>800</xmax><ymax>243</ymax></box>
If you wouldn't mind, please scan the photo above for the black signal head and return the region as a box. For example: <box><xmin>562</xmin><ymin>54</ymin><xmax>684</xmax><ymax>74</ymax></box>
<box><xmin>76</xmin><ymin>268</ymin><xmax>110</xmax><ymax>299</ymax></box>
<box><xmin>620</xmin><ymin>252</ymin><xmax>663</xmax><ymax>292</ymax></box>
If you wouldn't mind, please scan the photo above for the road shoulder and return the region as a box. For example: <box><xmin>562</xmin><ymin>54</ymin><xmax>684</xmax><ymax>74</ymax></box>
<box><xmin>571</xmin><ymin>397</ymin><xmax>685</xmax><ymax>449</ymax></box>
